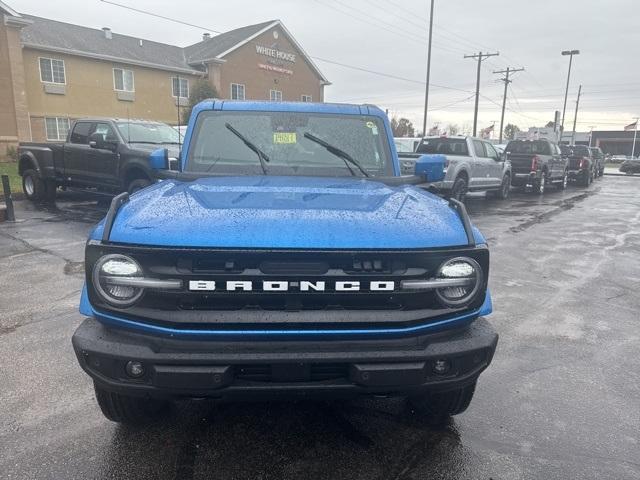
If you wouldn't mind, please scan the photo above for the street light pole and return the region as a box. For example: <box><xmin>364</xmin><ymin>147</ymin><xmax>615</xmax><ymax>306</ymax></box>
<box><xmin>560</xmin><ymin>49</ymin><xmax>580</xmax><ymax>143</ymax></box>
<box><xmin>421</xmin><ymin>0</ymin><xmax>435</xmax><ymax>137</ymax></box>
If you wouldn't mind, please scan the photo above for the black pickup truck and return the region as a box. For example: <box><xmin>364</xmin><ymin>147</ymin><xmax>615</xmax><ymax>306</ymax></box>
<box><xmin>505</xmin><ymin>139</ymin><xmax>568</xmax><ymax>194</ymax></box>
<box><xmin>18</xmin><ymin>118</ymin><xmax>180</xmax><ymax>201</ymax></box>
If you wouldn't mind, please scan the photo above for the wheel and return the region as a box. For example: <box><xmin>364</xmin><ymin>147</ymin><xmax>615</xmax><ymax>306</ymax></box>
<box><xmin>581</xmin><ymin>170</ymin><xmax>591</xmax><ymax>187</ymax></box>
<box><xmin>557</xmin><ymin>170</ymin><xmax>568</xmax><ymax>190</ymax></box>
<box><xmin>127</xmin><ymin>178</ymin><xmax>151</xmax><ymax>194</ymax></box>
<box><xmin>532</xmin><ymin>171</ymin><xmax>547</xmax><ymax>194</ymax></box>
<box><xmin>408</xmin><ymin>382</ymin><xmax>477</xmax><ymax>425</ymax></box>
<box><xmin>94</xmin><ymin>383</ymin><xmax>169</xmax><ymax>425</ymax></box>
<box><xmin>22</xmin><ymin>169</ymin><xmax>47</xmax><ymax>201</ymax></box>
<box><xmin>495</xmin><ymin>173</ymin><xmax>511</xmax><ymax>200</ymax></box>
<box><xmin>449</xmin><ymin>176</ymin><xmax>468</xmax><ymax>202</ymax></box>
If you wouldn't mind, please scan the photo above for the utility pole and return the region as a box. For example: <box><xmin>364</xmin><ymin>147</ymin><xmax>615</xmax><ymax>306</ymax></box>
<box><xmin>465</xmin><ymin>51</ymin><xmax>499</xmax><ymax>137</ymax></box>
<box><xmin>560</xmin><ymin>49</ymin><xmax>580</xmax><ymax>141</ymax></box>
<box><xmin>632</xmin><ymin>117</ymin><xmax>639</xmax><ymax>158</ymax></box>
<box><xmin>588</xmin><ymin>125</ymin><xmax>596</xmax><ymax>147</ymax></box>
<box><xmin>570</xmin><ymin>84</ymin><xmax>582</xmax><ymax>145</ymax></box>
<box><xmin>493</xmin><ymin>66</ymin><xmax>524</xmax><ymax>143</ymax></box>
<box><xmin>421</xmin><ymin>0</ymin><xmax>435</xmax><ymax>137</ymax></box>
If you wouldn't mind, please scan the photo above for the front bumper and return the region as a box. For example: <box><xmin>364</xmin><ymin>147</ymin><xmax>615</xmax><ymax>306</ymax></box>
<box><xmin>72</xmin><ymin>317</ymin><xmax>498</xmax><ymax>400</ymax></box>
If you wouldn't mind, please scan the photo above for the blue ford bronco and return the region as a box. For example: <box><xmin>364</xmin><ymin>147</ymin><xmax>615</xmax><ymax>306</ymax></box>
<box><xmin>72</xmin><ymin>100</ymin><xmax>498</xmax><ymax>425</ymax></box>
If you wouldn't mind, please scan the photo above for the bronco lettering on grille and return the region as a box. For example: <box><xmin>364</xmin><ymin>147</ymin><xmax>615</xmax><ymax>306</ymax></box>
<box><xmin>188</xmin><ymin>280</ymin><xmax>396</xmax><ymax>292</ymax></box>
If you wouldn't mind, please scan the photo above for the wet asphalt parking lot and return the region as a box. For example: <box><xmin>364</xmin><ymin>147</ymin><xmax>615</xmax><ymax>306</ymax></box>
<box><xmin>1</xmin><ymin>176</ymin><xmax>639</xmax><ymax>480</ymax></box>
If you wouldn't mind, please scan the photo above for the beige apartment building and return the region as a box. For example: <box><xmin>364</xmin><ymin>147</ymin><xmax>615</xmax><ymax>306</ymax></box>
<box><xmin>0</xmin><ymin>1</ymin><xmax>329</xmax><ymax>156</ymax></box>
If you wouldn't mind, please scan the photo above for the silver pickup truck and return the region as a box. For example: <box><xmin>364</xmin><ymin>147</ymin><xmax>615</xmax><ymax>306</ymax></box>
<box><xmin>399</xmin><ymin>135</ymin><xmax>511</xmax><ymax>201</ymax></box>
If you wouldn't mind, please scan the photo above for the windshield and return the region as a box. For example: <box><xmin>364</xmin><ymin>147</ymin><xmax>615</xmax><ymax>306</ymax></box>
<box><xmin>505</xmin><ymin>140</ymin><xmax>551</xmax><ymax>155</ymax></box>
<box><xmin>186</xmin><ymin>111</ymin><xmax>392</xmax><ymax>176</ymax></box>
<box><xmin>571</xmin><ymin>146</ymin><xmax>591</xmax><ymax>156</ymax></box>
<box><xmin>416</xmin><ymin>138</ymin><xmax>469</xmax><ymax>156</ymax></box>
<box><xmin>116</xmin><ymin>122</ymin><xmax>180</xmax><ymax>144</ymax></box>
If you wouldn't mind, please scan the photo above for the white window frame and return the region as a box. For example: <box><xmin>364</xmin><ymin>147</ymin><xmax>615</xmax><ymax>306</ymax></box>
<box><xmin>231</xmin><ymin>83</ymin><xmax>245</xmax><ymax>100</ymax></box>
<box><xmin>301</xmin><ymin>95</ymin><xmax>312</xmax><ymax>102</ymax></box>
<box><xmin>172</xmin><ymin>77</ymin><xmax>189</xmax><ymax>98</ymax></box>
<box><xmin>45</xmin><ymin>117</ymin><xmax>70</xmax><ymax>141</ymax></box>
<box><xmin>38</xmin><ymin>57</ymin><xmax>66</xmax><ymax>84</ymax></box>
<box><xmin>270</xmin><ymin>89</ymin><xmax>282</xmax><ymax>102</ymax></box>
<box><xmin>113</xmin><ymin>68</ymin><xmax>135</xmax><ymax>92</ymax></box>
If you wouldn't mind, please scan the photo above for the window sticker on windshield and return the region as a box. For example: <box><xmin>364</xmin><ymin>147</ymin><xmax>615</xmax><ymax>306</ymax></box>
<box><xmin>365</xmin><ymin>121</ymin><xmax>379</xmax><ymax>135</ymax></box>
<box><xmin>273</xmin><ymin>132</ymin><xmax>297</xmax><ymax>144</ymax></box>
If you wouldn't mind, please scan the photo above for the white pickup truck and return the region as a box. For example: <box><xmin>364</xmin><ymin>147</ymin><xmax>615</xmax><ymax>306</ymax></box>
<box><xmin>399</xmin><ymin>135</ymin><xmax>512</xmax><ymax>201</ymax></box>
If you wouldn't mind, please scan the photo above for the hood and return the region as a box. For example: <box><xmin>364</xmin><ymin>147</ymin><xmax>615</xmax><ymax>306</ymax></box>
<box><xmin>94</xmin><ymin>176</ymin><xmax>482</xmax><ymax>249</ymax></box>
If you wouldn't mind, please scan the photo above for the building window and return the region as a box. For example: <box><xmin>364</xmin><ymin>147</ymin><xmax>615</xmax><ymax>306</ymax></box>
<box><xmin>45</xmin><ymin>117</ymin><xmax>70</xmax><ymax>141</ymax></box>
<box><xmin>231</xmin><ymin>83</ymin><xmax>245</xmax><ymax>100</ymax></box>
<box><xmin>301</xmin><ymin>95</ymin><xmax>312</xmax><ymax>102</ymax></box>
<box><xmin>39</xmin><ymin>58</ymin><xmax>65</xmax><ymax>84</ymax></box>
<box><xmin>270</xmin><ymin>89</ymin><xmax>282</xmax><ymax>102</ymax></box>
<box><xmin>172</xmin><ymin>77</ymin><xmax>189</xmax><ymax>98</ymax></box>
<box><xmin>113</xmin><ymin>68</ymin><xmax>135</xmax><ymax>92</ymax></box>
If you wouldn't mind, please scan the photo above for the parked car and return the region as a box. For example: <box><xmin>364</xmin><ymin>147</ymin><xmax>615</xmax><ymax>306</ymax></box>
<box><xmin>404</xmin><ymin>136</ymin><xmax>512</xmax><ymax>201</ymax></box>
<box><xmin>620</xmin><ymin>158</ymin><xmax>640</xmax><ymax>174</ymax></box>
<box><xmin>505</xmin><ymin>139</ymin><xmax>568</xmax><ymax>193</ymax></box>
<box><xmin>18</xmin><ymin>118</ymin><xmax>180</xmax><ymax>201</ymax></box>
<box><xmin>609</xmin><ymin>155</ymin><xmax>629</xmax><ymax>164</ymax></box>
<box><xmin>589</xmin><ymin>147</ymin><xmax>605</xmax><ymax>177</ymax></box>
<box><xmin>565</xmin><ymin>145</ymin><xmax>596</xmax><ymax>187</ymax></box>
<box><xmin>394</xmin><ymin>137</ymin><xmax>421</xmax><ymax>153</ymax></box>
<box><xmin>72</xmin><ymin>100</ymin><xmax>498</xmax><ymax>426</ymax></box>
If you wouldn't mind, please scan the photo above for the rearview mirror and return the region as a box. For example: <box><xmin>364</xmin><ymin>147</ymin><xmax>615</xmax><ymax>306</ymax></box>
<box><xmin>88</xmin><ymin>133</ymin><xmax>104</xmax><ymax>149</ymax></box>
<box><xmin>414</xmin><ymin>154</ymin><xmax>445</xmax><ymax>182</ymax></box>
<box><xmin>149</xmin><ymin>148</ymin><xmax>169</xmax><ymax>170</ymax></box>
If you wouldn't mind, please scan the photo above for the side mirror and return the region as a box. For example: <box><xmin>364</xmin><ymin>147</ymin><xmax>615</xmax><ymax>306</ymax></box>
<box><xmin>88</xmin><ymin>132</ymin><xmax>104</xmax><ymax>149</ymax></box>
<box><xmin>149</xmin><ymin>148</ymin><xmax>169</xmax><ymax>170</ymax></box>
<box><xmin>414</xmin><ymin>154</ymin><xmax>445</xmax><ymax>182</ymax></box>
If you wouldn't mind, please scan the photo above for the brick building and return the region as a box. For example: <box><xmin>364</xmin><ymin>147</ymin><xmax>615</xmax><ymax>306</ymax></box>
<box><xmin>0</xmin><ymin>1</ymin><xmax>329</xmax><ymax>156</ymax></box>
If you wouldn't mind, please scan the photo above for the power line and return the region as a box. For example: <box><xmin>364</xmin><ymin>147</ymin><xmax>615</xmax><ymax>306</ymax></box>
<box><xmin>100</xmin><ymin>0</ymin><xmax>222</xmax><ymax>33</ymax></box>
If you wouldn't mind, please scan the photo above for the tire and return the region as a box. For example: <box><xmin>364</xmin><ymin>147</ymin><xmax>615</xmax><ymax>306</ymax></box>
<box><xmin>449</xmin><ymin>176</ymin><xmax>468</xmax><ymax>203</ymax></box>
<box><xmin>581</xmin><ymin>170</ymin><xmax>591</xmax><ymax>187</ymax></box>
<box><xmin>557</xmin><ymin>169</ymin><xmax>568</xmax><ymax>190</ymax></box>
<box><xmin>127</xmin><ymin>178</ymin><xmax>151</xmax><ymax>194</ymax></box>
<box><xmin>408</xmin><ymin>382</ymin><xmax>477</xmax><ymax>425</ymax></box>
<box><xmin>22</xmin><ymin>169</ymin><xmax>47</xmax><ymax>201</ymax></box>
<box><xmin>532</xmin><ymin>171</ymin><xmax>547</xmax><ymax>194</ymax></box>
<box><xmin>495</xmin><ymin>173</ymin><xmax>511</xmax><ymax>200</ymax></box>
<box><xmin>94</xmin><ymin>383</ymin><xmax>169</xmax><ymax>425</ymax></box>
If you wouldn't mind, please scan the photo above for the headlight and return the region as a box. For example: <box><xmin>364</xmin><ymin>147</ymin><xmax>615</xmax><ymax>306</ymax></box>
<box><xmin>93</xmin><ymin>254</ymin><xmax>144</xmax><ymax>307</ymax></box>
<box><xmin>435</xmin><ymin>257</ymin><xmax>482</xmax><ymax>307</ymax></box>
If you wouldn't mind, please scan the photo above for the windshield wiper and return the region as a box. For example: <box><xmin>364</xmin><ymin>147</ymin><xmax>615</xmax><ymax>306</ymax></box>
<box><xmin>225</xmin><ymin>123</ymin><xmax>269</xmax><ymax>175</ymax></box>
<box><xmin>303</xmin><ymin>132</ymin><xmax>370</xmax><ymax>177</ymax></box>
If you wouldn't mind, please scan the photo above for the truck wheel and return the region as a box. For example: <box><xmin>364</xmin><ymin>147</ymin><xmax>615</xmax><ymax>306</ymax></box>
<box><xmin>558</xmin><ymin>170</ymin><xmax>568</xmax><ymax>190</ymax></box>
<box><xmin>532</xmin><ymin>172</ymin><xmax>547</xmax><ymax>194</ymax></box>
<box><xmin>127</xmin><ymin>178</ymin><xmax>151</xmax><ymax>194</ymax></box>
<box><xmin>22</xmin><ymin>169</ymin><xmax>46</xmax><ymax>201</ymax></box>
<box><xmin>496</xmin><ymin>173</ymin><xmax>511</xmax><ymax>200</ymax></box>
<box><xmin>450</xmin><ymin>177</ymin><xmax>468</xmax><ymax>202</ymax></box>
<box><xmin>581</xmin><ymin>170</ymin><xmax>591</xmax><ymax>187</ymax></box>
<box><xmin>94</xmin><ymin>383</ymin><xmax>169</xmax><ymax>425</ymax></box>
<box><xmin>408</xmin><ymin>382</ymin><xmax>476</xmax><ymax>425</ymax></box>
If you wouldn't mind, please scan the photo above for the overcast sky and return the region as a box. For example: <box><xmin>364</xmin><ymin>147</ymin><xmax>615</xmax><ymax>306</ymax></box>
<box><xmin>15</xmin><ymin>0</ymin><xmax>640</xmax><ymax>133</ymax></box>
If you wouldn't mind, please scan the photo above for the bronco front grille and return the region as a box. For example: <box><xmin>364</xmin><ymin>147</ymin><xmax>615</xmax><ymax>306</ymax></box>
<box><xmin>86</xmin><ymin>244</ymin><xmax>489</xmax><ymax>332</ymax></box>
